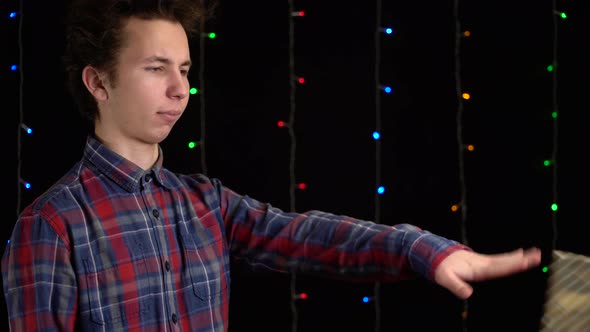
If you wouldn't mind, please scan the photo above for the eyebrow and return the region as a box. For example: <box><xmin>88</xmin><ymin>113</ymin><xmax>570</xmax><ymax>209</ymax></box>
<box><xmin>144</xmin><ymin>56</ymin><xmax>192</xmax><ymax>68</ymax></box>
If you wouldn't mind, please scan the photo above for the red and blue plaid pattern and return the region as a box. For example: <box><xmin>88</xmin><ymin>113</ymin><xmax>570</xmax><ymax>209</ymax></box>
<box><xmin>2</xmin><ymin>135</ymin><xmax>469</xmax><ymax>331</ymax></box>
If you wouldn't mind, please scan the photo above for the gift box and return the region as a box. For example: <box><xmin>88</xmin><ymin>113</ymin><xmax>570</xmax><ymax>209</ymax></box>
<box><xmin>540</xmin><ymin>250</ymin><xmax>590</xmax><ymax>331</ymax></box>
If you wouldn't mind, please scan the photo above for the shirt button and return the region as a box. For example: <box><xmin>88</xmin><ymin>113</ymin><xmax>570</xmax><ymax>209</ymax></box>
<box><xmin>172</xmin><ymin>313</ymin><xmax>178</xmax><ymax>324</ymax></box>
<box><xmin>152</xmin><ymin>209</ymin><xmax>159</xmax><ymax>218</ymax></box>
<box><xmin>165</xmin><ymin>261</ymin><xmax>170</xmax><ymax>271</ymax></box>
<box><xmin>145</xmin><ymin>174</ymin><xmax>152</xmax><ymax>182</ymax></box>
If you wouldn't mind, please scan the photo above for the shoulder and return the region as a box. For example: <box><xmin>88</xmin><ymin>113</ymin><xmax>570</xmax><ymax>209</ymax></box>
<box><xmin>17</xmin><ymin>161</ymin><xmax>90</xmax><ymax>245</ymax></box>
<box><xmin>160</xmin><ymin>170</ymin><xmax>245</xmax><ymax>210</ymax></box>
<box><xmin>27</xmin><ymin>162</ymin><xmax>86</xmax><ymax>215</ymax></box>
<box><xmin>161</xmin><ymin>170</ymin><xmax>224</xmax><ymax>193</ymax></box>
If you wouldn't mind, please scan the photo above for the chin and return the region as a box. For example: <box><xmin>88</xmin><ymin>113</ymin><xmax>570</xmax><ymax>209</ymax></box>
<box><xmin>143</xmin><ymin>132</ymin><xmax>171</xmax><ymax>145</ymax></box>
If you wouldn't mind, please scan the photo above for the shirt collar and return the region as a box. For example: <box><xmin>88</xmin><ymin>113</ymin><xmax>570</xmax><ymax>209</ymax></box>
<box><xmin>83</xmin><ymin>135</ymin><xmax>172</xmax><ymax>192</ymax></box>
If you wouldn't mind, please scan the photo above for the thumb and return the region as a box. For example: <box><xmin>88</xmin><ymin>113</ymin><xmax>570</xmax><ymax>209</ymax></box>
<box><xmin>440</xmin><ymin>271</ymin><xmax>474</xmax><ymax>300</ymax></box>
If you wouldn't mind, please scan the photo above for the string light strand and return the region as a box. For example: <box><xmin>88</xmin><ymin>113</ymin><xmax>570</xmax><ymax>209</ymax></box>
<box><xmin>453</xmin><ymin>0</ymin><xmax>470</xmax><ymax>330</ymax></box>
<box><xmin>198</xmin><ymin>18</ymin><xmax>208</xmax><ymax>175</ymax></box>
<box><xmin>453</xmin><ymin>0</ymin><xmax>468</xmax><ymax>249</ymax></box>
<box><xmin>373</xmin><ymin>0</ymin><xmax>384</xmax><ymax>330</ymax></box>
<box><xmin>287</xmin><ymin>1</ymin><xmax>301</xmax><ymax>331</ymax></box>
<box><xmin>549</xmin><ymin>0</ymin><xmax>560</xmax><ymax>256</ymax></box>
<box><xmin>16</xmin><ymin>0</ymin><xmax>25</xmax><ymax>220</ymax></box>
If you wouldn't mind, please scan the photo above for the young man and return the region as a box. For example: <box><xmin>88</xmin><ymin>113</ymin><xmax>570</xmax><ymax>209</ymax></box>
<box><xmin>2</xmin><ymin>0</ymin><xmax>541</xmax><ymax>331</ymax></box>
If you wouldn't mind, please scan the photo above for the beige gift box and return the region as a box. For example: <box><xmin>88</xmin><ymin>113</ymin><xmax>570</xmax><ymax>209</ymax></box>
<box><xmin>540</xmin><ymin>250</ymin><xmax>590</xmax><ymax>331</ymax></box>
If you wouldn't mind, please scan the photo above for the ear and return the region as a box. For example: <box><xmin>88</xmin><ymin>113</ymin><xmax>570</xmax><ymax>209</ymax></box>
<box><xmin>82</xmin><ymin>65</ymin><xmax>109</xmax><ymax>101</ymax></box>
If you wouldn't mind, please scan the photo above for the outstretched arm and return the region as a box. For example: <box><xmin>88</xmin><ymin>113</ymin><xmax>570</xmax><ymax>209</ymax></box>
<box><xmin>434</xmin><ymin>247</ymin><xmax>542</xmax><ymax>299</ymax></box>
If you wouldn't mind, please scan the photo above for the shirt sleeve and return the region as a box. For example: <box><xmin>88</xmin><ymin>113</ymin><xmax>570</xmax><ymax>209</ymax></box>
<box><xmin>213</xmin><ymin>178</ymin><xmax>471</xmax><ymax>283</ymax></box>
<box><xmin>2</xmin><ymin>211</ymin><xmax>78</xmax><ymax>331</ymax></box>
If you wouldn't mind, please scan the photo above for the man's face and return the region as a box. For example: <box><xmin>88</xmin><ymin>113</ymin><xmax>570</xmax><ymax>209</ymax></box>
<box><xmin>96</xmin><ymin>17</ymin><xmax>192</xmax><ymax>146</ymax></box>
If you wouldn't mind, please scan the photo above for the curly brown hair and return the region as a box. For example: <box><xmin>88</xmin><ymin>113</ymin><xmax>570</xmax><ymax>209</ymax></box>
<box><xmin>62</xmin><ymin>0</ymin><xmax>214</xmax><ymax>123</ymax></box>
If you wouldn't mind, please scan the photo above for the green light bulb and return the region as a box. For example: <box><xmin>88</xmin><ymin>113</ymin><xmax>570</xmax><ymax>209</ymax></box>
<box><xmin>188</xmin><ymin>141</ymin><xmax>196</xmax><ymax>149</ymax></box>
<box><xmin>546</xmin><ymin>65</ymin><xmax>554</xmax><ymax>72</ymax></box>
<box><xmin>208</xmin><ymin>32</ymin><xmax>216</xmax><ymax>39</ymax></box>
<box><xmin>551</xmin><ymin>203</ymin><xmax>558</xmax><ymax>211</ymax></box>
<box><xmin>542</xmin><ymin>266</ymin><xmax>548</xmax><ymax>273</ymax></box>
<box><xmin>560</xmin><ymin>12</ymin><xmax>567</xmax><ymax>19</ymax></box>
<box><xmin>190</xmin><ymin>88</ymin><xmax>198</xmax><ymax>95</ymax></box>
<box><xmin>552</xmin><ymin>111</ymin><xmax>558</xmax><ymax>119</ymax></box>
<box><xmin>543</xmin><ymin>160</ymin><xmax>551</xmax><ymax>167</ymax></box>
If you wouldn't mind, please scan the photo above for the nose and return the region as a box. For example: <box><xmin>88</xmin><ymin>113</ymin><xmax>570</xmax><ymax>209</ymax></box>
<box><xmin>167</xmin><ymin>71</ymin><xmax>189</xmax><ymax>100</ymax></box>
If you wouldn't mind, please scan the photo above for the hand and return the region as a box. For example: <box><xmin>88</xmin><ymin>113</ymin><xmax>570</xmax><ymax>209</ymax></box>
<box><xmin>434</xmin><ymin>247</ymin><xmax>542</xmax><ymax>300</ymax></box>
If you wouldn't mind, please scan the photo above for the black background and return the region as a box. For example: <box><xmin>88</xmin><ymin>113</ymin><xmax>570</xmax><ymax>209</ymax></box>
<box><xmin>1</xmin><ymin>0</ymin><xmax>589</xmax><ymax>331</ymax></box>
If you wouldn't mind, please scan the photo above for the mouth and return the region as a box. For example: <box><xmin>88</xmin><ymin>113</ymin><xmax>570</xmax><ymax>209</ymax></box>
<box><xmin>157</xmin><ymin>110</ymin><xmax>181</xmax><ymax>123</ymax></box>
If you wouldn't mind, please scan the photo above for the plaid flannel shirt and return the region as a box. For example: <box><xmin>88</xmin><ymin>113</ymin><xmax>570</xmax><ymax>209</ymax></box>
<box><xmin>2</xmin><ymin>135</ymin><xmax>469</xmax><ymax>331</ymax></box>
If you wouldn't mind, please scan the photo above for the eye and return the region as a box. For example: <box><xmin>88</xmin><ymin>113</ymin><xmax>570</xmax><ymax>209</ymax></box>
<box><xmin>180</xmin><ymin>68</ymin><xmax>190</xmax><ymax>76</ymax></box>
<box><xmin>147</xmin><ymin>67</ymin><xmax>164</xmax><ymax>72</ymax></box>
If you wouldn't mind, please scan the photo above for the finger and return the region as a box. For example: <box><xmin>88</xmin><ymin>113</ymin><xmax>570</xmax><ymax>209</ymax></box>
<box><xmin>523</xmin><ymin>247</ymin><xmax>542</xmax><ymax>267</ymax></box>
<box><xmin>442</xmin><ymin>270</ymin><xmax>473</xmax><ymax>300</ymax></box>
<box><xmin>475</xmin><ymin>248</ymin><xmax>539</xmax><ymax>281</ymax></box>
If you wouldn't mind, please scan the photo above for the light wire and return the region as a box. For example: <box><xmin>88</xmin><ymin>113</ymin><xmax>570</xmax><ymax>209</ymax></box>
<box><xmin>16</xmin><ymin>0</ymin><xmax>25</xmax><ymax>220</ymax></box>
<box><xmin>287</xmin><ymin>1</ymin><xmax>300</xmax><ymax>331</ymax></box>
<box><xmin>373</xmin><ymin>0</ymin><xmax>383</xmax><ymax>330</ymax></box>
<box><xmin>452</xmin><ymin>0</ymin><xmax>470</xmax><ymax>330</ymax></box>
<box><xmin>549</xmin><ymin>0</ymin><xmax>559</xmax><ymax>255</ymax></box>
<box><xmin>198</xmin><ymin>19</ymin><xmax>208</xmax><ymax>175</ymax></box>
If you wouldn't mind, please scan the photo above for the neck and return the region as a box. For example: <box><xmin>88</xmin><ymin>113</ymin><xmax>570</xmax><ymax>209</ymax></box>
<box><xmin>94</xmin><ymin>132</ymin><xmax>159</xmax><ymax>170</ymax></box>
